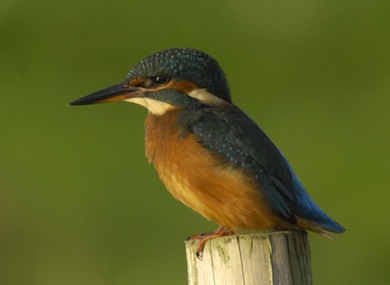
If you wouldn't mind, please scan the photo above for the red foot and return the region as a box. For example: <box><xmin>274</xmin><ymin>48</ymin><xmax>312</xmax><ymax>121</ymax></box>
<box><xmin>189</xmin><ymin>226</ymin><xmax>235</xmax><ymax>259</ymax></box>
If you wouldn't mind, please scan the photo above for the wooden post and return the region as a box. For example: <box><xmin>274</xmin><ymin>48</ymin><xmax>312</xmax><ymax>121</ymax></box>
<box><xmin>185</xmin><ymin>231</ymin><xmax>311</xmax><ymax>285</ymax></box>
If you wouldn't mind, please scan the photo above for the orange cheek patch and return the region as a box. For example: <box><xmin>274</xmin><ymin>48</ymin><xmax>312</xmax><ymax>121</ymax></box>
<box><xmin>164</xmin><ymin>79</ymin><xmax>199</xmax><ymax>93</ymax></box>
<box><xmin>129</xmin><ymin>77</ymin><xmax>145</xmax><ymax>87</ymax></box>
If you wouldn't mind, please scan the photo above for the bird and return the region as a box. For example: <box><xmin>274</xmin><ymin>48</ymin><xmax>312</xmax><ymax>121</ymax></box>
<box><xmin>70</xmin><ymin>48</ymin><xmax>345</xmax><ymax>257</ymax></box>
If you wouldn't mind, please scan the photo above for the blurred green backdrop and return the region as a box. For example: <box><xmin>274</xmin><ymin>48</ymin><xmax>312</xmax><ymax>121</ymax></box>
<box><xmin>1</xmin><ymin>0</ymin><xmax>389</xmax><ymax>284</ymax></box>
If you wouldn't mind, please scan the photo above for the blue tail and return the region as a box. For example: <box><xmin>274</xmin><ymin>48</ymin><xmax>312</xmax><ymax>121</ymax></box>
<box><xmin>290</xmin><ymin>168</ymin><xmax>345</xmax><ymax>233</ymax></box>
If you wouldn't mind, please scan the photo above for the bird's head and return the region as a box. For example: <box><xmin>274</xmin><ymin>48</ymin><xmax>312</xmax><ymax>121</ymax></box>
<box><xmin>70</xmin><ymin>48</ymin><xmax>231</xmax><ymax>115</ymax></box>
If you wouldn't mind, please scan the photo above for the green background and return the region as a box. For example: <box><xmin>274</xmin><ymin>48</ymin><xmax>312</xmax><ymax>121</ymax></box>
<box><xmin>1</xmin><ymin>0</ymin><xmax>389</xmax><ymax>284</ymax></box>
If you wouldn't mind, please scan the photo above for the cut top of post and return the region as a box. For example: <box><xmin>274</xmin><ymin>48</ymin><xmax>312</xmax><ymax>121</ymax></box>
<box><xmin>185</xmin><ymin>231</ymin><xmax>312</xmax><ymax>285</ymax></box>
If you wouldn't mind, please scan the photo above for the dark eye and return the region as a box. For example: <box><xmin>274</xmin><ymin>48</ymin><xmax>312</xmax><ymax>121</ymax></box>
<box><xmin>141</xmin><ymin>76</ymin><xmax>170</xmax><ymax>88</ymax></box>
<box><xmin>152</xmin><ymin>76</ymin><xmax>169</xmax><ymax>85</ymax></box>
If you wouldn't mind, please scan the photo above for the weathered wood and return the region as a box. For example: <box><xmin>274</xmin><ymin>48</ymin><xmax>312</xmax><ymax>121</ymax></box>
<box><xmin>185</xmin><ymin>231</ymin><xmax>311</xmax><ymax>285</ymax></box>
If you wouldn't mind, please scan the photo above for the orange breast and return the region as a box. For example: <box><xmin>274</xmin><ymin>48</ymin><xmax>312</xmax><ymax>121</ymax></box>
<box><xmin>145</xmin><ymin>111</ymin><xmax>291</xmax><ymax>231</ymax></box>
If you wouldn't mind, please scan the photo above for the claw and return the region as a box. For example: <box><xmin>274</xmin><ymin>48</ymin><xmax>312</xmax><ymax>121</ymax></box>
<box><xmin>191</xmin><ymin>226</ymin><xmax>234</xmax><ymax>260</ymax></box>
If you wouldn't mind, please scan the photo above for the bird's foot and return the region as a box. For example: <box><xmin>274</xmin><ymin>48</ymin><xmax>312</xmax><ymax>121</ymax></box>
<box><xmin>188</xmin><ymin>226</ymin><xmax>235</xmax><ymax>259</ymax></box>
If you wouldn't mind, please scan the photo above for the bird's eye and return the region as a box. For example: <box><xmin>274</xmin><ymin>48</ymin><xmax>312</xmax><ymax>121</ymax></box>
<box><xmin>152</xmin><ymin>76</ymin><xmax>169</xmax><ymax>85</ymax></box>
<box><xmin>142</xmin><ymin>76</ymin><xmax>169</xmax><ymax>88</ymax></box>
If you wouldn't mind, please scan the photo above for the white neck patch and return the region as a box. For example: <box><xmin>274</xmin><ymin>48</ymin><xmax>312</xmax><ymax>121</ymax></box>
<box><xmin>187</xmin><ymin>88</ymin><xmax>228</xmax><ymax>106</ymax></box>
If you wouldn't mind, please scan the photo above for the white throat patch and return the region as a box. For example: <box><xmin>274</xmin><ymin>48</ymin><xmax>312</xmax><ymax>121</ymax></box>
<box><xmin>124</xmin><ymin>97</ymin><xmax>174</xmax><ymax>116</ymax></box>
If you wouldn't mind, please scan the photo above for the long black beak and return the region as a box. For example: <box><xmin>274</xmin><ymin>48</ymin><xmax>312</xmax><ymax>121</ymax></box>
<box><xmin>69</xmin><ymin>81</ymin><xmax>141</xmax><ymax>106</ymax></box>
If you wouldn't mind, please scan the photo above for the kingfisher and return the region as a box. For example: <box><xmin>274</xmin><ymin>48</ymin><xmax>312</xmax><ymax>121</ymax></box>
<box><xmin>70</xmin><ymin>48</ymin><xmax>345</xmax><ymax>257</ymax></box>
